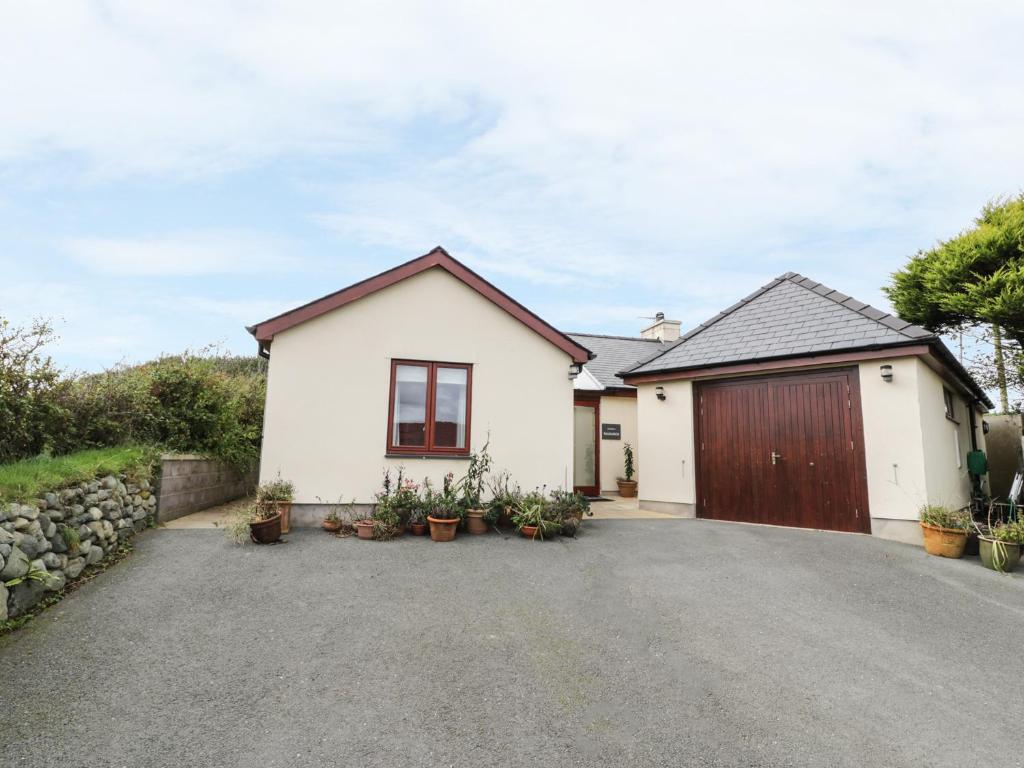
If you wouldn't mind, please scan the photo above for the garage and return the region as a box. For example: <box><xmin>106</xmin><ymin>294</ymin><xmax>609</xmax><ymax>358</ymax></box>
<box><xmin>695</xmin><ymin>368</ymin><xmax>871</xmax><ymax>533</ymax></box>
<box><xmin>621</xmin><ymin>271</ymin><xmax>994</xmax><ymax>543</ymax></box>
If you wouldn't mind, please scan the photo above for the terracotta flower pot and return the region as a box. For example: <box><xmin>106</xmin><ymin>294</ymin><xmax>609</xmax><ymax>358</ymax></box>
<box><xmin>520</xmin><ymin>524</ymin><xmax>545</xmax><ymax>540</ymax></box>
<box><xmin>322</xmin><ymin>518</ymin><xmax>343</xmax><ymax>533</ymax></box>
<box><xmin>616</xmin><ymin>480</ymin><xmax>637</xmax><ymax>498</ymax></box>
<box><xmin>410</xmin><ymin>522</ymin><xmax>427</xmax><ymax>536</ymax></box>
<box><xmin>466</xmin><ymin>509</ymin><xmax>488</xmax><ymax>535</ymax></box>
<box><xmin>920</xmin><ymin>521</ymin><xmax>968</xmax><ymax>558</ymax></box>
<box><xmin>354</xmin><ymin>520</ymin><xmax>374</xmax><ymax>540</ymax></box>
<box><xmin>249</xmin><ymin>513</ymin><xmax>282</xmax><ymax>544</ymax></box>
<box><xmin>427</xmin><ymin>516</ymin><xmax>458</xmax><ymax>542</ymax></box>
<box><xmin>979</xmin><ymin>536</ymin><xmax>1022</xmax><ymax>572</ymax></box>
<box><xmin>260</xmin><ymin>500</ymin><xmax>292</xmax><ymax>533</ymax></box>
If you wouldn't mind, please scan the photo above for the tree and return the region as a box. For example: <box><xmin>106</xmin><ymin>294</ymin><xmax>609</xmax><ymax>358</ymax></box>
<box><xmin>885</xmin><ymin>194</ymin><xmax>1024</xmax><ymax>411</ymax></box>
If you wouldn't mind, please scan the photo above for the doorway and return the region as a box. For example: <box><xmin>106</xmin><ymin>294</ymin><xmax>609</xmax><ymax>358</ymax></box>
<box><xmin>573</xmin><ymin>397</ymin><xmax>600</xmax><ymax>496</ymax></box>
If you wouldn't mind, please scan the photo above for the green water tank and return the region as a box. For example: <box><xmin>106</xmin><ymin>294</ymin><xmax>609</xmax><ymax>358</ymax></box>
<box><xmin>967</xmin><ymin>450</ymin><xmax>988</xmax><ymax>476</ymax></box>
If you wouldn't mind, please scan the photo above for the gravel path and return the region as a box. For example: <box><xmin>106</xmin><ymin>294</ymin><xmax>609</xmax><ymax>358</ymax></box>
<box><xmin>1</xmin><ymin>520</ymin><xmax>1021</xmax><ymax>767</ymax></box>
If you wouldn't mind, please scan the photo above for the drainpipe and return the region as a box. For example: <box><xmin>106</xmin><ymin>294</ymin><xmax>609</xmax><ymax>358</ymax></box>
<box><xmin>968</xmin><ymin>400</ymin><xmax>979</xmax><ymax>452</ymax></box>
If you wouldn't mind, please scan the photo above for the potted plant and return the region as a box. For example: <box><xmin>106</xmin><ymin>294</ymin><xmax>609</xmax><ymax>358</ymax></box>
<box><xmin>487</xmin><ymin>472</ymin><xmax>520</xmax><ymax>529</ymax></box>
<box><xmin>426</xmin><ymin>473</ymin><xmax>462</xmax><ymax>542</ymax></box>
<box><xmin>409</xmin><ymin>502</ymin><xmax>428</xmax><ymax>536</ymax></box>
<box><xmin>248</xmin><ymin>503</ymin><xmax>283</xmax><ymax>544</ymax></box>
<box><xmin>256</xmin><ymin>476</ymin><xmax>295</xmax><ymax>534</ymax></box>
<box><xmin>978</xmin><ymin>518</ymin><xmax>1024</xmax><ymax>573</ymax></box>
<box><xmin>322</xmin><ymin>507</ymin><xmax>343</xmax><ymax>533</ymax></box>
<box><xmin>353</xmin><ymin>518</ymin><xmax>375</xmax><ymax>540</ymax></box>
<box><xmin>512</xmin><ymin>494</ymin><xmax>561</xmax><ymax>540</ymax></box>
<box><xmin>550</xmin><ymin>488</ymin><xmax>592</xmax><ymax>536</ymax></box>
<box><xmin>461</xmin><ymin>442</ymin><xmax>492</xmax><ymax>535</ymax></box>
<box><xmin>616</xmin><ymin>443</ymin><xmax>637</xmax><ymax>498</ymax></box>
<box><xmin>919</xmin><ymin>505</ymin><xmax>971</xmax><ymax>558</ymax></box>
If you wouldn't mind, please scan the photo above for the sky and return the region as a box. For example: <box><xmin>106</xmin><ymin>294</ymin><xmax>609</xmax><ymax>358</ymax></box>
<box><xmin>2</xmin><ymin>1</ymin><xmax>1023</xmax><ymax>373</ymax></box>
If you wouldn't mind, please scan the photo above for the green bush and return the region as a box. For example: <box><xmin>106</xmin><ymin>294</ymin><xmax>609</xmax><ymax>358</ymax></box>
<box><xmin>0</xmin><ymin>318</ymin><xmax>69</xmax><ymax>463</ymax></box>
<box><xmin>0</xmin><ymin>316</ymin><xmax>266</xmax><ymax>472</ymax></box>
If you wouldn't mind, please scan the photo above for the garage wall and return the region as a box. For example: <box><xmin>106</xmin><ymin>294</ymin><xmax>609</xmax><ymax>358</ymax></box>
<box><xmin>598</xmin><ymin>395</ymin><xmax>637</xmax><ymax>493</ymax></box>
<box><xmin>916</xmin><ymin>360</ymin><xmax>983</xmax><ymax>510</ymax></box>
<box><xmin>859</xmin><ymin>357</ymin><xmax>985</xmax><ymax>544</ymax></box>
<box><xmin>260</xmin><ymin>267</ymin><xmax>575</xmax><ymax>515</ymax></box>
<box><xmin>634</xmin><ymin>380</ymin><xmax>696</xmax><ymax>515</ymax></box>
<box><xmin>858</xmin><ymin>358</ymin><xmax>928</xmax><ymax>542</ymax></box>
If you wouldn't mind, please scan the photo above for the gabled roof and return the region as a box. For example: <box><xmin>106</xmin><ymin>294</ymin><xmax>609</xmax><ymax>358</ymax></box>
<box><xmin>620</xmin><ymin>272</ymin><xmax>993</xmax><ymax>407</ymax></box>
<box><xmin>567</xmin><ymin>333</ymin><xmax>667</xmax><ymax>390</ymax></box>
<box><xmin>247</xmin><ymin>247</ymin><xmax>593</xmax><ymax>364</ymax></box>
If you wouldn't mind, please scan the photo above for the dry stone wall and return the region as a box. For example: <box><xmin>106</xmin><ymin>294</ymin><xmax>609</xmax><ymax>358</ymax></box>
<box><xmin>0</xmin><ymin>473</ymin><xmax>156</xmax><ymax>620</ymax></box>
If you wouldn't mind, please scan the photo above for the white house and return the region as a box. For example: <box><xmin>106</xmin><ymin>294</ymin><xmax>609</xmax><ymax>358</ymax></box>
<box><xmin>249</xmin><ymin>249</ymin><xmax>991</xmax><ymax>544</ymax></box>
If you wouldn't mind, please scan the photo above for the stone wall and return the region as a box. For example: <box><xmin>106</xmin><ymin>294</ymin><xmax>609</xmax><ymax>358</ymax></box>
<box><xmin>156</xmin><ymin>455</ymin><xmax>255</xmax><ymax>523</ymax></box>
<box><xmin>0</xmin><ymin>473</ymin><xmax>156</xmax><ymax>621</ymax></box>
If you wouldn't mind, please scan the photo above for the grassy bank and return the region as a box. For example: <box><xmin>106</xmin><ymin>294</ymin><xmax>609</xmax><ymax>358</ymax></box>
<box><xmin>0</xmin><ymin>445</ymin><xmax>159</xmax><ymax>503</ymax></box>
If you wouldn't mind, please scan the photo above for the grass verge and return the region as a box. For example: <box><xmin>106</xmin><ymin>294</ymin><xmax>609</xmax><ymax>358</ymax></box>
<box><xmin>0</xmin><ymin>445</ymin><xmax>159</xmax><ymax>503</ymax></box>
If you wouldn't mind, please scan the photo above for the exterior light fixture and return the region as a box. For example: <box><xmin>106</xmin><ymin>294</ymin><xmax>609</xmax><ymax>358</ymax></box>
<box><xmin>568</xmin><ymin>363</ymin><xmax>583</xmax><ymax>380</ymax></box>
<box><xmin>880</xmin><ymin>364</ymin><xmax>893</xmax><ymax>383</ymax></box>
<box><xmin>655</xmin><ymin>386</ymin><xmax>666</xmax><ymax>401</ymax></box>
<box><xmin>983</xmin><ymin>420</ymin><xmax>991</xmax><ymax>435</ymax></box>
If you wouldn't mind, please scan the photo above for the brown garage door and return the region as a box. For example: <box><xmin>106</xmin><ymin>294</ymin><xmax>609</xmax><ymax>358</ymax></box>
<box><xmin>696</xmin><ymin>368</ymin><xmax>870</xmax><ymax>533</ymax></box>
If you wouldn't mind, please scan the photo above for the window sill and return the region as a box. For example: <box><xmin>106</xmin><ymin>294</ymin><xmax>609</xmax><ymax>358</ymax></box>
<box><xmin>385</xmin><ymin>453</ymin><xmax>471</xmax><ymax>460</ymax></box>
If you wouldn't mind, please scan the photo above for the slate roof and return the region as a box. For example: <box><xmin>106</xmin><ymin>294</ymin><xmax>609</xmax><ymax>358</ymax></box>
<box><xmin>567</xmin><ymin>333</ymin><xmax>667</xmax><ymax>389</ymax></box>
<box><xmin>624</xmin><ymin>272</ymin><xmax>936</xmax><ymax>376</ymax></box>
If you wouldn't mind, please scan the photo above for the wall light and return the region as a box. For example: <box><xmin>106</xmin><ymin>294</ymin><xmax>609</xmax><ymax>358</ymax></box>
<box><xmin>655</xmin><ymin>386</ymin><xmax>666</xmax><ymax>401</ymax></box>
<box><xmin>568</xmin><ymin>363</ymin><xmax>583</xmax><ymax>380</ymax></box>
<box><xmin>880</xmin><ymin>364</ymin><xmax>893</xmax><ymax>383</ymax></box>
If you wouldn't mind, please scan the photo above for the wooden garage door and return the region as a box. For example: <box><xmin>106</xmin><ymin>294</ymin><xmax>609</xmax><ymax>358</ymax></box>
<box><xmin>696</xmin><ymin>368</ymin><xmax>870</xmax><ymax>533</ymax></box>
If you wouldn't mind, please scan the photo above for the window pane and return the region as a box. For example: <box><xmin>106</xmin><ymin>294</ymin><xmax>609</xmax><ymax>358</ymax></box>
<box><xmin>433</xmin><ymin>367</ymin><xmax>467</xmax><ymax>448</ymax></box>
<box><xmin>393</xmin><ymin>365</ymin><xmax>427</xmax><ymax>446</ymax></box>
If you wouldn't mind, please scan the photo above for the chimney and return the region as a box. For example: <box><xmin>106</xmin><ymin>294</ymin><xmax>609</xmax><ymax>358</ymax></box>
<box><xmin>641</xmin><ymin>311</ymin><xmax>681</xmax><ymax>342</ymax></box>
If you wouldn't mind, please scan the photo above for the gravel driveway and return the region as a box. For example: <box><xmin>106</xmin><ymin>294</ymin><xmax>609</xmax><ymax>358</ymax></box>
<box><xmin>2</xmin><ymin>519</ymin><xmax>1021</xmax><ymax>768</ymax></box>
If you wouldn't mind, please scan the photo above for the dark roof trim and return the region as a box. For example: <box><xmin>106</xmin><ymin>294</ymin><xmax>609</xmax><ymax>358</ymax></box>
<box><xmin>619</xmin><ymin>336</ymin><xmax>993</xmax><ymax>409</ymax></box>
<box><xmin>247</xmin><ymin>246</ymin><xmax>593</xmax><ymax>364</ymax></box>
<box><xmin>621</xmin><ymin>340</ymin><xmax>930</xmax><ymax>382</ymax></box>
<box><xmin>621</xmin><ymin>271</ymin><xmax>936</xmax><ymax>375</ymax></box>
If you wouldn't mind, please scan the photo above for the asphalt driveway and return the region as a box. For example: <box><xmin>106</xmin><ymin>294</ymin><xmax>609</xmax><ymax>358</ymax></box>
<box><xmin>2</xmin><ymin>519</ymin><xmax>1022</xmax><ymax>768</ymax></box>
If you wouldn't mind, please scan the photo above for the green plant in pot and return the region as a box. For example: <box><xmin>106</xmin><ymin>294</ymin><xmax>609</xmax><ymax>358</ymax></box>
<box><xmin>223</xmin><ymin>503</ymin><xmax>281</xmax><ymax>545</ymax></box>
<box><xmin>616</xmin><ymin>443</ymin><xmax>637</xmax><ymax>498</ymax></box>
<box><xmin>426</xmin><ymin>473</ymin><xmax>462</xmax><ymax>542</ymax></box>
<box><xmin>978</xmin><ymin>517</ymin><xmax>1024</xmax><ymax>573</ymax></box>
<box><xmin>512</xmin><ymin>489</ymin><xmax>561</xmax><ymax>540</ymax></box>
<box><xmin>550</xmin><ymin>488</ymin><xmax>591</xmax><ymax>536</ymax></box>
<box><xmin>256</xmin><ymin>475</ymin><xmax>295</xmax><ymax>534</ymax></box>
<box><xmin>461</xmin><ymin>441</ymin><xmax>492</xmax><ymax>534</ymax></box>
<box><xmin>919</xmin><ymin>505</ymin><xmax>970</xmax><ymax>558</ymax></box>
<box><xmin>487</xmin><ymin>471</ymin><xmax>520</xmax><ymax>528</ymax></box>
<box><xmin>319</xmin><ymin>496</ymin><xmax>345</xmax><ymax>533</ymax></box>
<box><xmin>371</xmin><ymin>501</ymin><xmax>402</xmax><ymax>541</ymax></box>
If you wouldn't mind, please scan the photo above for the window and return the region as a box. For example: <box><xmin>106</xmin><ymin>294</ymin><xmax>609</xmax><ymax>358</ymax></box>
<box><xmin>943</xmin><ymin>388</ymin><xmax>957</xmax><ymax>423</ymax></box>
<box><xmin>387</xmin><ymin>360</ymin><xmax>471</xmax><ymax>455</ymax></box>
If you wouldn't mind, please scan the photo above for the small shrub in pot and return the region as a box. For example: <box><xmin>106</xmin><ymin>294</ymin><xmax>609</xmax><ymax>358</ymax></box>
<box><xmin>426</xmin><ymin>473</ymin><xmax>462</xmax><ymax>542</ymax></box>
<box><xmin>256</xmin><ymin>476</ymin><xmax>295</xmax><ymax>534</ymax></box>
<box><xmin>919</xmin><ymin>505</ymin><xmax>971</xmax><ymax>558</ymax></box>
<box><xmin>978</xmin><ymin>518</ymin><xmax>1024</xmax><ymax>573</ymax></box>
<box><xmin>616</xmin><ymin>443</ymin><xmax>637</xmax><ymax>498</ymax></box>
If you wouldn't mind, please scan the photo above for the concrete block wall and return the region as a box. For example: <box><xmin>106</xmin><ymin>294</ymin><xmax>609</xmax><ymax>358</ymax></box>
<box><xmin>156</xmin><ymin>455</ymin><xmax>256</xmax><ymax>523</ymax></box>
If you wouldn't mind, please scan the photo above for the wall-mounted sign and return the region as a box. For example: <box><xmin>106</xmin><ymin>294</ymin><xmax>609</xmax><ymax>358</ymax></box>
<box><xmin>601</xmin><ymin>423</ymin><xmax>621</xmax><ymax>440</ymax></box>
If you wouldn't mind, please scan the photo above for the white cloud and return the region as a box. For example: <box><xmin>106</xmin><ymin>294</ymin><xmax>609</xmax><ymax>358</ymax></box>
<box><xmin>2</xmin><ymin>0</ymin><xmax>1023</xmax><ymax>366</ymax></box>
<box><xmin>61</xmin><ymin>231</ymin><xmax>299</xmax><ymax>276</ymax></box>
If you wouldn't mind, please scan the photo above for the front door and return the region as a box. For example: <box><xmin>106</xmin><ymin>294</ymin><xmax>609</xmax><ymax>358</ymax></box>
<box><xmin>695</xmin><ymin>369</ymin><xmax>870</xmax><ymax>533</ymax></box>
<box><xmin>573</xmin><ymin>398</ymin><xmax>600</xmax><ymax>496</ymax></box>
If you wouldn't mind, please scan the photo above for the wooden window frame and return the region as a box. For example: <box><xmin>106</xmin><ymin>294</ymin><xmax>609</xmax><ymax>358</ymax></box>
<box><xmin>386</xmin><ymin>359</ymin><xmax>473</xmax><ymax>456</ymax></box>
<box><xmin>943</xmin><ymin>387</ymin><xmax>958</xmax><ymax>424</ymax></box>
